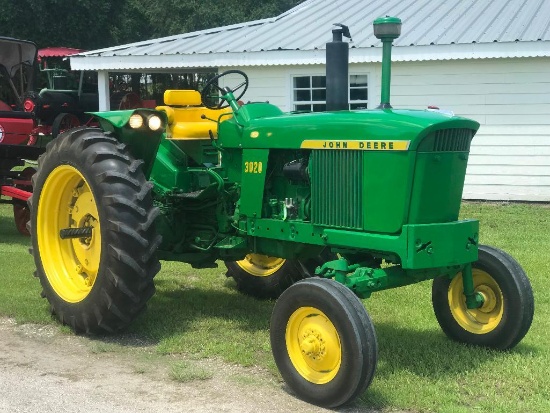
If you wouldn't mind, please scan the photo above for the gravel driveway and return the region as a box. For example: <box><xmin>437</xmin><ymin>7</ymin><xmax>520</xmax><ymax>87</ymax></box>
<box><xmin>0</xmin><ymin>317</ymin><xmax>377</xmax><ymax>413</ymax></box>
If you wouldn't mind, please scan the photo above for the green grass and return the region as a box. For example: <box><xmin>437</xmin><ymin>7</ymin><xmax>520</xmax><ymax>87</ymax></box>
<box><xmin>0</xmin><ymin>206</ymin><xmax>51</xmax><ymax>323</ymax></box>
<box><xmin>0</xmin><ymin>202</ymin><xmax>549</xmax><ymax>412</ymax></box>
<box><xmin>169</xmin><ymin>360</ymin><xmax>213</xmax><ymax>382</ymax></box>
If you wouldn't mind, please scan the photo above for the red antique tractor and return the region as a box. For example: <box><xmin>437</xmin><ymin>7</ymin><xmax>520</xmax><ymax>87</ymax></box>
<box><xmin>0</xmin><ymin>144</ymin><xmax>43</xmax><ymax>234</ymax></box>
<box><xmin>0</xmin><ymin>37</ymin><xmax>44</xmax><ymax>234</ymax></box>
<box><xmin>1</xmin><ymin>40</ymin><xmax>143</xmax><ymax>234</ymax></box>
<box><xmin>22</xmin><ymin>47</ymin><xmax>143</xmax><ymax>140</ymax></box>
<box><xmin>0</xmin><ymin>40</ymin><xmax>89</xmax><ymax>143</ymax></box>
<box><xmin>23</xmin><ymin>47</ymin><xmax>99</xmax><ymax>140</ymax></box>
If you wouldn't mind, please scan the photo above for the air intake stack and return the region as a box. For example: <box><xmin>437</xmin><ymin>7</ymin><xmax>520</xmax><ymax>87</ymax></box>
<box><xmin>373</xmin><ymin>16</ymin><xmax>402</xmax><ymax>109</ymax></box>
<box><xmin>326</xmin><ymin>24</ymin><xmax>352</xmax><ymax>111</ymax></box>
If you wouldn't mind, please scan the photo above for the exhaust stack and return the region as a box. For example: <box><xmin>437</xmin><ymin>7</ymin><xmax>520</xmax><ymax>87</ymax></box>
<box><xmin>326</xmin><ymin>24</ymin><xmax>352</xmax><ymax>111</ymax></box>
<box><xmin>373</xmin><ymin>16</ymin><xmax>402</xmax><ymax>109</ymax></box>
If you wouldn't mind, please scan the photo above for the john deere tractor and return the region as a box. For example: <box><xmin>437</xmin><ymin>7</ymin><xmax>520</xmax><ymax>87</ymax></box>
<box><xmin>29</xmin><ymin>18</ymin><xmax>534</xmax><ymax>408</ymax></box>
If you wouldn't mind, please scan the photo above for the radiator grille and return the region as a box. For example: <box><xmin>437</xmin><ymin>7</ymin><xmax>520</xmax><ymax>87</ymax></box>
<box><xmin>433</xmin><ymin>128</ymin><xmax>474</xmax><ymax>152</ymax></box>
<box><xmin>310</xmin><ymin>150</ymin><xmax>363</xmax><ymax>229</ymax></box>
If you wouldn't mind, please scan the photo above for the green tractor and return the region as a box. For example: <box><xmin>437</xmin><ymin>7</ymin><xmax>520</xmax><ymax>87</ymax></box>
<box><xmin>29</xmin><ymin>18</ymin><xmax>533</xmax><ymax>408</ymax></box>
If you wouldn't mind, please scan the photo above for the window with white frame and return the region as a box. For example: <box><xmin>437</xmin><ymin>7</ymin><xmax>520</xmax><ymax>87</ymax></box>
<box><xmin>349</xmin><ymin>74</ymin><xmax>368</xmax><ymax>109</ymax></box>
<box><xmin>292</xmin><ymin>74</ymin><xmax>368</xmax><ymax>112</ymax></box>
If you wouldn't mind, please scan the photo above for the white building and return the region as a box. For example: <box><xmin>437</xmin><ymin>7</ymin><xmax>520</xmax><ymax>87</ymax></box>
<box><xmin>70</xmin><ymin>0</ymin><xmax>550</xmax><ymax>202</ymax></box>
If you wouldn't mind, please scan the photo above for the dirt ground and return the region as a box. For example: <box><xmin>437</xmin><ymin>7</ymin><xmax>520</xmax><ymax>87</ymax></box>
<box><xmin>0</xmin><ymin>317</ymin><xmax>379</xmax><ymax>413</ymax></box>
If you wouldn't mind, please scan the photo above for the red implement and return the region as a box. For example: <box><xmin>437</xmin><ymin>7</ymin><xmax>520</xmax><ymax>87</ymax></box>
<box><xmin>0</xmin><ymin>185</ymin><xmax>32</xmax><ymax>202</ymax></box>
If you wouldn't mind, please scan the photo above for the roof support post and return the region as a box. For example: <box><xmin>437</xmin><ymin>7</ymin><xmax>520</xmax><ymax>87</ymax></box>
<box><xmin>97</xmin><ymin>70</ymin><xmax>110</xmax><ymax>111</ymax></box>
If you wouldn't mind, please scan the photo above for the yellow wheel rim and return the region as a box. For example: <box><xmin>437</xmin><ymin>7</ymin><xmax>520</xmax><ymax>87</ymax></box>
<box><xmin>449</xmin><ymin>269</ymin><xmax>504</xmax><ymax>334</ymax></box>
<box><xmin>285</xmin><ymin>306</ymin><xmax>341</xmax><ymax>384</ymax></box>
<box><xmin>236</xmin><ymin>254</ymin><xmax>285</xmax><ymax>277</ymax></box>
<box><xmin>37</xmin><ymin>165</ymin><xmax>101</xmax><ymax>303</ymax></box>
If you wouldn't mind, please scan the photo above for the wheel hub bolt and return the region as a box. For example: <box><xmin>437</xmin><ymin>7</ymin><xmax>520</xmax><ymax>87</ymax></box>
<box><xmin>477</xmin><ymin>286</ymin><xmax>497</xmax><ymax>313</ymax></box>
<box><xmin>301</xmin><ymin>335</ymin><xmax>320</xmax><ymax>357</ymax></box>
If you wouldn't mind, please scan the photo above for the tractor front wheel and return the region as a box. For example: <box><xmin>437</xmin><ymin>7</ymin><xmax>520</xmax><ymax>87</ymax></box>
<box><xmin>432</xmin><ymin>244</ymin><xmax>534</xmax><ymax>349</ymax></box>
<box><xmin>225</xmin><ymin>252</ymin><xmax>330</xmax><ymax>299</ymax></box>
<box><xmin>29</xmin><ymin>127</ymin><xmax>161</xmax><ymax>334</ymax></box>
<box><xmin>270</xmin><ymin>278</ymin><xmax>377</xmax><ymax>408</ymax></box>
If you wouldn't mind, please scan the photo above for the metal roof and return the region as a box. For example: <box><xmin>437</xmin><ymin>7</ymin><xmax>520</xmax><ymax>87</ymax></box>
<box><xmin>38</xmin><ymin>47</ymin><xmax>85</xmax><ymax>58</ymax></box>
<box><xmin>71</xmin><ymin>0</ymin><xmax>550</xmax><ymax>71</ymax></box>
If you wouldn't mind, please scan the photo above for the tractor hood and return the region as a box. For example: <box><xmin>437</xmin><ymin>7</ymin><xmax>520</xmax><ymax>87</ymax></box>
<box><xmin>222</xmin><ymin>105</ymin><xmax>479</xmax><ymax>151</ymax></box>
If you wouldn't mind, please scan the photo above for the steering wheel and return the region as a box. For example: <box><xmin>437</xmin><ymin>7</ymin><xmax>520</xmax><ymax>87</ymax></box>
<box><xmin>201</xmin><ymin>70</ymin><xmax>249</xmax><ymax>109</ymax></box>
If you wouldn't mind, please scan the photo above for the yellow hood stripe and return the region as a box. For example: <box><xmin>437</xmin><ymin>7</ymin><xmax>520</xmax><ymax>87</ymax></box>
<box><xmin>300</xmin><ymin>140</ymin><xmax>410</xmax><ymax>151</ymax></box>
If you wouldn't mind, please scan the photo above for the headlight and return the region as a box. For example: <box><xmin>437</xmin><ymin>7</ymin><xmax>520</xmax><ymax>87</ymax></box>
<box><xmin>129</xmin><ymin>114</ymin><xmax>143</xmax><ymax>129</ymax></box>
<box><xmin>148</xmin><ymin>115</ymin><xmax>162</xmax><ymax>131</ymax></box>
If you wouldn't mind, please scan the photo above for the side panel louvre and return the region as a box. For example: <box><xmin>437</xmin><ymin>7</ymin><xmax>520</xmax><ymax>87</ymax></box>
<box><xmin>310</xmin><ymin>150</ymin><xmax>363</xmax><ymax>229</ymax></box>
<box><xmin>433</xmin><ymin>129</ymin><xmax>474</xmax><ymax>152</ymax></box>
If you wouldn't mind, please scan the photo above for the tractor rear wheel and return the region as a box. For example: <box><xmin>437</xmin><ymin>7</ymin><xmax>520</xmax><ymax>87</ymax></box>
<box><xmin>13</xmin><ymin>202</ymin><xmax>30</xmax><ymax>235</ymax></box>
<box><xmin>13</xmin><ymin>167</ymin><xmax>35</xmax><ymax>235</ymax></box>
<box><xmin>225</xmin><ymin>252</ymin><xmax>331</xmax><ymax>299</ymax></box>
<box><xmin>270</xmin><ymin>278</ymin><xmax>377</xmax><ymax>408</ymax></box>
<box><xmin>51</xmin><ymin>113</ymin><xmax>80</xmax><ymax>139</ymax></box>
<box><xmin>29</xmin><ymin>127</ymin><xmax>161</xmax><ymax>334</ymax></box>
<box><xmin>432</xmin><ymin>244</ymin><xmax>534</xmax><ymax>349</ymax></box>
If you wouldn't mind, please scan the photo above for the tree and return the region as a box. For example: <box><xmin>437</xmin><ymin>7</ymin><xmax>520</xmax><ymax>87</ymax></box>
<box><xmin>0</xmin><ymin>0</ymin><xmax>305</xmax><ymax>50</ymax></box>
<box><xmin>0</xmin><ymin>0</ymin><xmax>116</xmax><ymax>49</ymax></box>
<box><xmin>136</xmin><ymin>0</ymin><xmax>304</xmax><ymax>37</ymax></box>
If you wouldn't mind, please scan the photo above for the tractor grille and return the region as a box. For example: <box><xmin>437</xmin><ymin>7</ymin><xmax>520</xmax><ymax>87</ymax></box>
<box><xmin>310</xmin><ymin>150</ymin><xmax>363</xmax><ymax>229</ymax></box>
<box><xmin>432</xmin><ymin>128</ymin><xmax>474</xmax><ymax>152</ymax></box>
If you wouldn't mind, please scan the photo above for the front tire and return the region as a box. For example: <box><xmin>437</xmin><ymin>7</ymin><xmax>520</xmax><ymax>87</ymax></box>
<box><xmin>29</xmin><ymin>127</ymin><xmax>162</xmax><ymax>334</ymax></box>
<box><xmin>270</xmin><ymin>278</ymin><xmax>378</xmax><ymax>408</ymax></box>
<box><xmin>432</xmin><ymin>245</ymin><xmax>534</xmax><ymax>349</ymax></box>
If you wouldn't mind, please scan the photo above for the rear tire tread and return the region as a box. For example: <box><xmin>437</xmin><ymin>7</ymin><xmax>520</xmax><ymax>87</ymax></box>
<box><xmin>30</xmin><ymin>127</ymin><xmax>161</xmax><ymax>334</ymax></box>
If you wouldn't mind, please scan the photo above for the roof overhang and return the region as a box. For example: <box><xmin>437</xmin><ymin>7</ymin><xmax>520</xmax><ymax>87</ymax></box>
<box><xmin>38</xmin><ymin>47</ymin><xmax>86</xmax><ymax>58</ymax></box>
<box><xmin>70</xmin><ymin>41</ymin><xmax>550</xmax><ymax>72</ymax></box>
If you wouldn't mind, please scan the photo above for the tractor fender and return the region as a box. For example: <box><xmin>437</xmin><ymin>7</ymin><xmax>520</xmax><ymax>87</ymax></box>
<box><xmin>88</xmin><ymin>109</ymin><xmax>167</xmax><ymax>178</ymax></box>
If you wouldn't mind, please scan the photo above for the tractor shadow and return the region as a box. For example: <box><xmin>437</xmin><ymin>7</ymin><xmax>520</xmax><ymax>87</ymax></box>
<box><xmin>115</xmin><ymin>274</ymin><xmax>275</xmax><ymax>344</ymax></box>
<box><xmin>95</xmin><ymin>272</ymin><xmax>532</xmax><ymax>364</ymax></box>
<box><xmin>373</xmin><ymin>322</ymin><xmax>500</xmax><ymax>378</ymax></box>
<box><xmin>351</xmin><ymin>322</ymin><xmax>539</xmax><ymax>409</ymax></box>
<box><xmin>367</xmin><ymin>321</ymin><xmax>537</xmax><ymax>385</ymax></box>
<box><xmin>86</xmin><ymin>272</ymin><xmax>539</xmax><ymax>412</ymax></box>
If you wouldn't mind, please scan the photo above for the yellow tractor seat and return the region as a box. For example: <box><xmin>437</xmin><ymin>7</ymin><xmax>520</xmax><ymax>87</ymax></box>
<box><xmin>156</xmin><ymin>90</ymin><xmax>231</xmax><ymax>140</ymax></box>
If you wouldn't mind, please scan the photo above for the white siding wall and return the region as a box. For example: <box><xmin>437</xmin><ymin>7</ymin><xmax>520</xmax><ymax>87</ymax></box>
<box><xmin>222</xmin><ymin>57</ymin><xmax>550</xmax><ymax>202</ymax></box>
<box><xmin>390</xmin><ymin>58</ymin><xmax>550</xmax><ymax>202</ymax></box>
<box><xmin>219</xmin><ymin>66</ymin><xmax>292</xmax><ymax>110</ymax></box>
